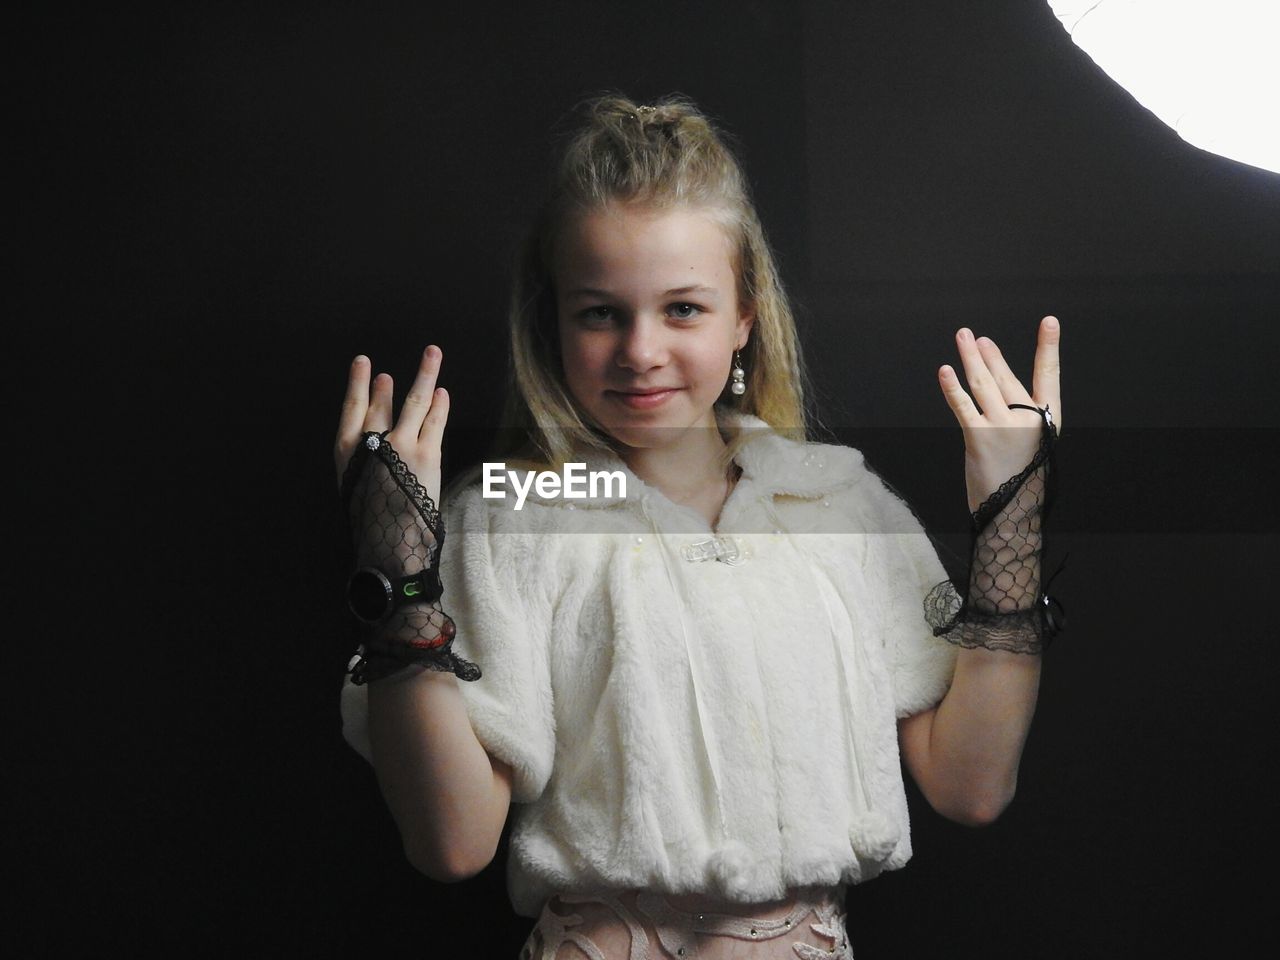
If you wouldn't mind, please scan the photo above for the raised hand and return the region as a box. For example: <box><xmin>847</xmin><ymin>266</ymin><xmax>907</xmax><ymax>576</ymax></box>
<box><xmin>334</xmin><ymin>346</ymin><xmax>478</xmax><ymax>683</ymax></box>
<box><xmin>925</xmin><ymin>317</ymin><xmax>1064</xmax><ymax>651</ymax></box>
<box><xmin>938</xmin><ymin>317</ymin><xmax>1063</xmax><ymax>514</ymax></box>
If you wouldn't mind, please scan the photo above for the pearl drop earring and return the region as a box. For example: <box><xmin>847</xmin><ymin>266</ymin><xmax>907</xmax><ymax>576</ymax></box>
<box><xmin>730</xmin><ymin>350</ymin><xmax>747</xmax><ymax>396</ymax></box>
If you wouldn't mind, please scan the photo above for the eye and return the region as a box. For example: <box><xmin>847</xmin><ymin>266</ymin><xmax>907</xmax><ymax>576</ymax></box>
<box><xmin>577</xmin><ymin>306</ymin><xmax>615</xmax><ymax>326</ymax></box>
<box><xmin>668</xmin><ymin>302</ymin><xmax>703</xmax><ymax>320</ymax></box>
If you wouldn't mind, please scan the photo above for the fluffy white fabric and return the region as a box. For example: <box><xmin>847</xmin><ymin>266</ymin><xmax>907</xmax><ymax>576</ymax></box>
<box><xmin>341</xmin><ymin>409</ymin><xmax>958</xmax><ymax>917</ymax></box>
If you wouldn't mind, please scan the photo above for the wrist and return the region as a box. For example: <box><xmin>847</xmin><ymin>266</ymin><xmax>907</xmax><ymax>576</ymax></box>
<box><xmin>347</xmin><ymin>566</ymin><xmax>445</xmax><ymax>624</ymax></box>
<box><xmin>925</xmin><ymin>403</ymin><xmax>1064</xmax><ymax>654</ymax></box>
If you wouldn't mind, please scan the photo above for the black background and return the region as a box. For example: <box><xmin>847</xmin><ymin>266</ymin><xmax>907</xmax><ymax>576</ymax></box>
<box><xmin>15</xmin><ymin>1</ymin><xmax>1279</xmax><ymax>956</ymax></box>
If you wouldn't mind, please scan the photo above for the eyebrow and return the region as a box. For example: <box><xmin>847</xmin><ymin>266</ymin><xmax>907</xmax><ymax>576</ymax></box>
<box><xmin>564</xmin><ymin>284</ymin><xmax>720</xmax><ymax>299</ymax></box>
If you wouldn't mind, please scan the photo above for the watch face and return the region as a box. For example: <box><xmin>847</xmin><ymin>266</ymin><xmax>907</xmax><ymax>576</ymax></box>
<box><xmin>348</xmin><ymin>569</ymin><xmax>392</xmax><ymax>622</ymax></box>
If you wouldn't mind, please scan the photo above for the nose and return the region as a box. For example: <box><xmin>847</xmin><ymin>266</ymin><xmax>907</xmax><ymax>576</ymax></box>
<box><xmin>614</xmin><ymin>314</ymin><xmax>667</xmax><ymax>372</ymax></box>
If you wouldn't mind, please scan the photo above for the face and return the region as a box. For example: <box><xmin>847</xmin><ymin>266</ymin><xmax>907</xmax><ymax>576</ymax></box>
<box><xmin>554</xmin><ymin>204</ymin><xmax>754</xmax><ymax>452</ymax></box>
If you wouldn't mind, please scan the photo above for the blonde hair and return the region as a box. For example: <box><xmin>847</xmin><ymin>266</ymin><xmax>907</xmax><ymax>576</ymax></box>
<box><xmin>497</xmin><ymin>93</ymin><xmax>814</xmax><ymax>470</ymax></box>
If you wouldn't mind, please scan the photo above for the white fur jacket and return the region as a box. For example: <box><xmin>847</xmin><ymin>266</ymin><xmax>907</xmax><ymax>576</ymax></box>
<box><xmin>342</xmin><ymin>409</ymin><xmax>958</xmax><ymax>918</ymax></box>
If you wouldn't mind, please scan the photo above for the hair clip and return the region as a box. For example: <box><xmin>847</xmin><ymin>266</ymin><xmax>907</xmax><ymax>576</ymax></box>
<box><xmin>635</xmin><ymin>105</ymin><xmax>656</xmax><ymax>119</ymax></box>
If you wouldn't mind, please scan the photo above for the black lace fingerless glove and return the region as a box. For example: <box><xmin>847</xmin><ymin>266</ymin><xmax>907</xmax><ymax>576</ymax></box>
<box><xmin>923</xmin><ymin>404</ymin><xmax>1066</xmax><ymax>654</ymax></box>
<box><xmin>341</xmin><ymin>432</ymin><xmax>480</xmax><ymax>684</ymax></box>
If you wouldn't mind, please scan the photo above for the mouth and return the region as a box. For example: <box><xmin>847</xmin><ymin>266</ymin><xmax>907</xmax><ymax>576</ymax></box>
<box><xmin>606</xmin><ymin>387</ymin><xmax>682</xmax><ymax>409</ymax></box>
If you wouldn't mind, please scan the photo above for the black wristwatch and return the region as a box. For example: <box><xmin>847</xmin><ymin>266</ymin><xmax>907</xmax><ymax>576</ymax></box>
<box><xmin>346</xmin><ymin>566</ymin><xmax>444</xmax><ymax>623</ymax></box>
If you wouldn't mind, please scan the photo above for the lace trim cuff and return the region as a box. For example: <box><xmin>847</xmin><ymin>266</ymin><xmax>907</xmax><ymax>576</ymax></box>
<box><xmin>924</xmin><ymin>404</ymin><xmax>1066</xmax><ymax>655</ymax></box>
<box><xmin>341</xmin><ymin>431</ymin><xmax>481</xmax><ymax>684</ymax></box>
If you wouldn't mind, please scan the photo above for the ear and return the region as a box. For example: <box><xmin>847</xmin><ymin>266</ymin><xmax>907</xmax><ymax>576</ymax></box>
<box><xmin>735</xmin><ymin>305</ymin><xmax>755</xmax><ymax>351</ymax></box>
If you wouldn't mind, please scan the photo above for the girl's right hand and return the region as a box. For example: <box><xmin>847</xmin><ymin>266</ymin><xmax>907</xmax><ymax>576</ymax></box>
<box><xmin>335</xmin><ymin>345</ymin><xmax>450</xmax><ymax>507</ymax></box>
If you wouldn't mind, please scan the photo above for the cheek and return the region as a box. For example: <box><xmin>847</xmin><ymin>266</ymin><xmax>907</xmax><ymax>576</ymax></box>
<box><xmin>691</xmin><ymin>339</ymin><xmax>733</xmax><ymax>388</ymax></box>
<box><xmin>557</xmin><ymin>328</ymin><xmax>603</xmax><ymax>394</ymax></box>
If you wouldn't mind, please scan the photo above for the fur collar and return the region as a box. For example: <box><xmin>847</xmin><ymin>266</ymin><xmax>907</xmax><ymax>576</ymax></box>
<box><xmin>519</xmin><ymin>406</ymin><xmax>867</xmax><ymax>510</ymax></box>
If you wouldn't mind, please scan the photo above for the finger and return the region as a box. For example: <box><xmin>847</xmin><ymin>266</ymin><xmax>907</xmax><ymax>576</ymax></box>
<box><xmin>335</xmin><ymin>355</ymin><xmax>371</xmax><ymax>458</ymax></box>
<box><xmin>365</xmin><ymin>372</ymin><xmax>394</xmax><ymax>433</ymax></box>
<box><xmin>420</xmin><ymin>387</ymin><xmax>450</xmax><ymax>503</ymax></box>
<box><xmin>393</xmin><ymin>345</ymin><xmax>442</xmax><ymax>442</ymax></box>
<box><xmin>974</xmin><ymin>336</ymin><xmax>1034</xmax><ymax>414</ymax></box>
<box><xmin>953</xmin><ymin>327</ymin><xmax>1004</xmax><ymax>419</ymax></box>
<box><xmin>419</xmin><ymin>384</ymin><xmax>450</xmax><ymax>451</ymax></box>
<box><xmin>938</xmin><ymin>364</ymin><xmax>983</xmax><ymax>430</ymax></box>
<box><xmin>1031</xmin><ymin>316</ymin><xmax>1063</xmax><ymax>428</ymax></box>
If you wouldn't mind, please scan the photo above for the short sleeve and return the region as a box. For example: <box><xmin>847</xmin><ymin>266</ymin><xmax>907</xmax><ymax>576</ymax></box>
<box><xmin>859</xmin><ymin>473</ymin><xmax>959</xmax><ymax>718</ymax></box>
<box><xmin>340</xmin><ymin>477</ymin><xmax>557</xmax><ymax>804</ymax></box>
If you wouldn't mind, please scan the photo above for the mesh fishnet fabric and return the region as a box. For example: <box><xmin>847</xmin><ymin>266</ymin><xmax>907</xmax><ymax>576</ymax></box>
<box><xmin>924</xmin><ymin>408</ymin><xmax>1062</xmax><ymax>654</ymax></box>
<box><xmin>341</xmin><ymin>433</ymin><xmax>481</xmax><ymax>683</ymax></box>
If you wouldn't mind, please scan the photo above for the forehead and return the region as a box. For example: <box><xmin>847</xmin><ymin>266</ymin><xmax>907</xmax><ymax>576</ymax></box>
<box><xmin>554</xmin><ymin>204</ymin><xmax>736</xmax><ymax>284</ymax></box>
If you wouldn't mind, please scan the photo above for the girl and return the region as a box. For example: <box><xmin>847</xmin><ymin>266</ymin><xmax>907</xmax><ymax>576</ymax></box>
<box><xmin>336</xmin><ymin>95</ymin><xmax>1062</xmax><ymax>959</ymax></box>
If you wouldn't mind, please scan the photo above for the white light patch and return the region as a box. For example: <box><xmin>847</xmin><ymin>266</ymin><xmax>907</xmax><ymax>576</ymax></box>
<box><xmin>1048</xmin><ymin>0</ymin><xmax>1280</xmax><ymax>174</ymax></box>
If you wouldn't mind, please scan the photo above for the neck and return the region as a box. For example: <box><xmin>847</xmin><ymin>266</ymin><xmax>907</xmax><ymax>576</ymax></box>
<box><xmin>616</xmin><ymin>419</ymin><xmax>734</xmax><ymax>504</ymax></box>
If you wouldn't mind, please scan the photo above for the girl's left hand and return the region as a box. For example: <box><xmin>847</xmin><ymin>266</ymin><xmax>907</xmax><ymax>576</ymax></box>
<box><xmin>938</xmin><ymin>317</ymin><xmax>1063</xmax><ymax>513</ymax></box>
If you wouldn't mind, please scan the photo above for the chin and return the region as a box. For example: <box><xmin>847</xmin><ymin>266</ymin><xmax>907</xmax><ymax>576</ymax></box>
<box><xmin>603</xmin><ymin>417</ymin><xmax>724</xmax><ymax>456</ymax></box>
<box><xmin>598</xmin><ymin>422</ymin><xmax>676</xmax><ymax>451</ymax></box>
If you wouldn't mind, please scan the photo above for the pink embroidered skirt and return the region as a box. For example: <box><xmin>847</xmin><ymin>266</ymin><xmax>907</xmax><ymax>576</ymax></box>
<box><xmin>519</xmin><ymin>885</ymin><xmax>854</xmax><ymax>959</ymax></box>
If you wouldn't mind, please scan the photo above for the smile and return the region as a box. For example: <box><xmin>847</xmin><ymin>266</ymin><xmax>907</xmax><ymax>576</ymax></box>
<box><xmin>607</xmin><ymin>388</ymin><xmax>681</xmax><ymax>410</ymax></box>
